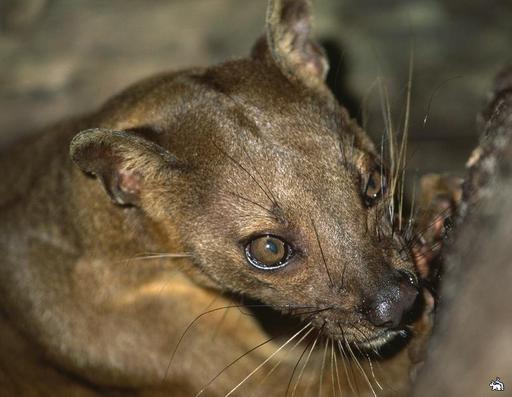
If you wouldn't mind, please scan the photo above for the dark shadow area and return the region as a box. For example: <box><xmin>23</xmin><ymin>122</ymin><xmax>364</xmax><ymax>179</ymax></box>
<box><xmin>321</xmin><ymin>38</ymin><xmax>361</xmax><ymax>123</ymax></box>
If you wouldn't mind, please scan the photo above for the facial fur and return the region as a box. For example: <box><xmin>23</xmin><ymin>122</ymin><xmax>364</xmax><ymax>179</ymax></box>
<box><xmin>71</xmin><ymin>6</ymin><xmax>419</xmax><ymax>348</ymax></box>
<box><xmin>0</xmin><ymin>0</ymin><xmax>424</xmax><ymax>396</ymax></box>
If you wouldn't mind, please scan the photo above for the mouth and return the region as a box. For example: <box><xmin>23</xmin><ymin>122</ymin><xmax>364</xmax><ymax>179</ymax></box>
<box><xmin>353</xmin><ymin>328</ymin><xmax>411</xmax><ymax>355</ymax></box>
<box><xmin>231</xmin><ymin>294</ymin><xmax>415</xmax><ymax>358</ymax></box>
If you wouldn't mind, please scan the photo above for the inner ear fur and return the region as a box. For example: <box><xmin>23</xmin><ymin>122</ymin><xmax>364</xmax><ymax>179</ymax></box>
<box><xmin>70</xmin><ymin>128</ymin><xmax>177</xmax><ymax>206</ymax></box>
<box><xmin>257</xmin><ymin>0</ymin><xmax>329</xmax><ymax>89</ymax></box>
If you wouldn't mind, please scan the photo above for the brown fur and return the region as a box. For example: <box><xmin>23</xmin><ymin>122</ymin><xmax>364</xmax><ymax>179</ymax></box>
<box><xmin>0</xmin><ymin>1</ymin><xmax>430</xmax><ymax>396</ymax></box>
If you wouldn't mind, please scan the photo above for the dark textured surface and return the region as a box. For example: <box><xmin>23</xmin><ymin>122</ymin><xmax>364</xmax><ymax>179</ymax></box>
<box><xmin>1</xmin><ymin>0</ymin><xmax>511</xmax><ymax>175</ymax></box>
<box><xmin>413</xmin><ymin>69</ymin><xmax>512</xmax><ymax>397</ymax></box>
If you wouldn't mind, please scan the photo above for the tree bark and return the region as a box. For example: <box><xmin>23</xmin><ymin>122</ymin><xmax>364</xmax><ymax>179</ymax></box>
<box><xmin>413</xmin><ymin>67</ymin><xmax>512</xmax><ymax>396</ymax></box>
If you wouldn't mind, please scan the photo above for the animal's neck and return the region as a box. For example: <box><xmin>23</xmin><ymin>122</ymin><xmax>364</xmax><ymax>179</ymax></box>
<box><xmin>0</xmin><ymin>117</ymin><xmax>414</xmax><ymax>397</ymax></box>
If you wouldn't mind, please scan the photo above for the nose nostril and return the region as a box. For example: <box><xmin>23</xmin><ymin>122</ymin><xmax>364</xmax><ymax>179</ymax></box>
<box><xmin>369</xmin><ymin>300</ymin><xmax>398</xmax><ymax>328</ymax></box>
<box><xmin>365</xmin><ymin>271</ymin><xmax>420</xmax><ymax>329</ymax></box>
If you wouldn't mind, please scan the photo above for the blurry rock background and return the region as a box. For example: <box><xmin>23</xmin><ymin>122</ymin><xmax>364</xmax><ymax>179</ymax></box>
<box><xmin>1</xmin><ymin>0</ymin><xmax>511</xmax><ymax>180</ymax></box>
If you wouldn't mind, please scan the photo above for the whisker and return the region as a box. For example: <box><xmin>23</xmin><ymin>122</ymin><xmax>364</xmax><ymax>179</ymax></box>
<box><xmin>345</xmin><ymin>337</ymin><xmax>377</xmax><ymax>397</ymax></box>
<box><xmin>318</xmin><ymin>336</ymin><xmax>329</xmax><ymax>397</ymax></box>
<box><xmin>212</xmin><ymin>141</ymin><xmax>277</xmax><ymax>208</ymax></box>
<box><xmin>162</xmin><ymin>303</ymin><xmax>316</xmax><ymax>381</ymax></box>
<box><xmin>361</xmin><ymin>78</ymin><xmax>380</xmax><ymax>131</ymax></box>
<box><xmin>409</xmin><ymin>205</ymin><xmax>454</xmax><ymax>238</ymax></box>
<box><xmin>339</xmin><ymin>328</ymin><xmax>360</xmax><ymax>396</ymax></box>
<box><xmin>373</xmin><ymin>360</ymin><xmax>399</xmax><ymax>394</ymax></box>
<box><xmin>397</xmin><ymin>47</ymin><xmax>414</xmax><ymax>232</ymax></box>
<box><xmin>351</xmin><ymin>333</ymin><xmax>384</xmax><ymax>391</ymax></box>
<box><xmin>211</xmin><ymin>306</ymin><xmax>230</xmax><ymax>341</ymax></box>
<box><xmin>224</xmin><ymin>323</ymin><xmax>313</xmax><ymax>397</ymax></box>
<box><xmin>404</xmin><ymin>206</ymin><xmax>454</xmax><ymax>251</ymax></box>
<box><xmin>285</xmin><ymin>331</ymin><xmax>317</xmax><ymax>397</ymax></box>
<box><xmin>194</xmin><ymin>335</ymin><xmax>278</xmax><ymax>396</ymax></box>
<box><xmin>123</xmin><ymin>252</ymin><xmax>191</xmax><ymax>262</ymax></box>
<box><xmin>405</xmin><ymin>176</ymin><xmax>418</xmax><ymax>241</ymax></box>
<box><xmin>163</xmin><ymin>307</ymin><xmax>231</xmax><ymax>382</ymax></box>
<box><xmin>255</xmin><ymin>322</ymin><xmax>316</xmax><ymax>395</ymax></box>
<box><xmin>292</xmin><ymin>306</ymin><xmax>335</xmax><ymax>318</ymax></box>
<box><xmin>311</xmin><ymin>218</ymin><xmax>334</xmax><ymax>288</ymax></box>
<box><xmin>330</xmin><ymin>339</ymin><xmax>336</xmax><ymax>397</ymax></box>
<box><xmin>336</xmin><ymin>338</ymin><xmax>357</xmax><ymax>396</ymax></box>
<box><xmin>409</xmin><ymin>241</ymin><xmax>443</xmax><ymax>262</ymax></box>
<box><xmin>224</xmin><ymin>190</ymin><xmax>276</xmax><ymax>218</ymax></box>
<box><xmin>291</xmin><ymin>329</ymin><xmax>321</xmax><ymax>397</ymax></box>
<box><xmin>423</xmin><ymin>75</ymin><xmax>462</xmax><ymax>127</ymax></box>
<box><xmin>332</xmin><ymin>342</ymin><xmax>344</xmax><ymax>396</ymax></box>
<box><xmin>378</xmin><ymin>76</ymin><xmax>403</xmax><ymax>234</ymax></box>
<box><xmin>378</xmin><ymin>78</ymin><xmax>394</xmax><ymax>181</ymax></box>
<box><xmin>240</xmin><ymin>145</ymin><xmax>280</xmax><ymax>210</ymax></box>
<box><xmin>238</xmin><ymin>214</ymin><xmax>281</xmax><ymax>222</ymax></box>
<box><xmin>351</xmin><ymin>327</ymin><xmax>381</xmax><ymax>358</ymax></box>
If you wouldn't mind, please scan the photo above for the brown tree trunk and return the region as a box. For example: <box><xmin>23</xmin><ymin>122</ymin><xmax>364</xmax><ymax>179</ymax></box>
<box><xmin>413</xmin><ymin>67</ymin><xmax>512</xmax><ymax>396</ymax></box>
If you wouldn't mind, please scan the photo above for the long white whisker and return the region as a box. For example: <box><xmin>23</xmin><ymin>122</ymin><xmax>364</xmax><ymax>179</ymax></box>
<box><xmin>378</xmin><ymin>78</ymin><xmax>396</xmax><ymax>225</ymax></box>
<box><xmin>406</xmin><ymin>176</ymin><xmax>418</xmax><ymax>241</ymax></box>
<box><xmin>332</xmin><ymin>343</ymin><xmax>344</xmax><ymax>396</ymax></box>
<box><xmin>255</xmin><ymin>324</ymin><xmax>315</xmax><ymax>395</ymax></box>
<box><xmin>365</xmin><ymin>353</ymin><xmax>383</xmax><ymax>391</ymax></box>
<box><xmin>330</xmin><ymin>339</ymin><xmax>336</xmax><ymax>397</ymax></box>
<box><xmin>361</xmin><ymin>78</ymin><xmax>380</xmax><ymax>132</ymax></box>
<box><xmin>131</xmin><ymin>253</ymin><xmax>192</xmax><ymax>260</ymax></box>
<box><xmin>337</xmin><ymin>339</ymin><xmax>357</xmax><ymax>396</ymax></box>
<box><xmin>291</xmin><ymin>332</ymin><xmax>319</xmax><ymax>397</ymax></box>
<box><xmin>195</xmin><ymin>335</ymin><xmax>276</xmax><ymax>396</ymax></box>
<box><xmin>318</xmin><ymin>337</ymin><xmax>329</xmax><ymax>397</ymax></box>
<box><xmin>224</xmin><ymin>323</ymin><xmax>313</xmax><ymax>397</ymax></box>
<box><xmin>351</xmin><ymin>334</ymin><xmax>384</xmax><ymax>391</ymax></box>
<box><xmin>374</xmin><ymin>360</ymin><xmax>399</xmax><ymax>394</ymax></box>
<box><xmin>345</xmin><ymin>340</ymin><xmax>377</xmax><ymax>397</ymax></box>
<box><xmin>398</xmin><ymin>46</ymin><xmax>414</xmax><ymax>231</ymax></box>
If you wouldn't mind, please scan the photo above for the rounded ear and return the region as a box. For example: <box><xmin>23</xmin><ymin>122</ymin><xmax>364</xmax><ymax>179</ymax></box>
<box><xmin>70</xmin><ymin>128</ymin><xmax>177</xmax><ymax>206</ymax></box>
<box><xmin>255</xmin><ymin>0</ymin><xmax>329</xmax><ymax>89</ymax></box>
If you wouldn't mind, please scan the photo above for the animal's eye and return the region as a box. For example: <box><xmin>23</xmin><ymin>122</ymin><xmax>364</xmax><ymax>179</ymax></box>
<box><xmin>245</xmin><ymin>235</ymin><xmax>291</xmax><ymax>270</ymax></box>
<box><xmin>363</xmin><ymin>167</ymin><xmax>386</xmax><ymax>206</ymax></box>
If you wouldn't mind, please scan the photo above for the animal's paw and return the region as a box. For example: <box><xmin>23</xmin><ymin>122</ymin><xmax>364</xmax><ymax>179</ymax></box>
<box><xmin>406</xmin><ymin>175</ymin><xmax>461</xmax><ymax>381</ymax></box>
<box><xmin>411</xmin><ymin>174</ymin><xmax>462</xmax><ymax>281</ymax></box>
<box><xmin>407</xmin><ymin>288</ymin><xmax>435</xmax><ymax>381</ymax></box>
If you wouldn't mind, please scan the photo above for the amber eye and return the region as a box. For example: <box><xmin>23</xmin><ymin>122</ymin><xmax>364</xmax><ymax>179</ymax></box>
<box><xmin>363</xmin><ymin>168</ymin><xmax>386</xmax><ymax>206</ymax></box>
<box><xmin>245</xmin><ymin>235</ymin><xmax>291</xmax><ymax>270</ymax></box>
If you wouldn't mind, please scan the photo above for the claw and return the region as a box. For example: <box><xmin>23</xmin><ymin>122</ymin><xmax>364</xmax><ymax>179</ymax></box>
<box><xmin>412</xmin><ymin>174</ymin><xmax>462</xmax><ymax>280</ymax></box>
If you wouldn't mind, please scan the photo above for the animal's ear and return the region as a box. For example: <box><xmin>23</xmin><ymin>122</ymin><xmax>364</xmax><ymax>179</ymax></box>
<box><xmin>70</xmin><ymin>128</ymin><xmax>177</xmax><ymax>206</ymax></box>
<box><xmin>254</xmin><ymin>0</ymin><xmax>329</xmax><ymax>89</ymax></box>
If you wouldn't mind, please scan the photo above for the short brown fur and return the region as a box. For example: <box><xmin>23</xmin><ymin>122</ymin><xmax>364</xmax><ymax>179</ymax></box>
<box><xmin>0</xmin><ymin>1</ymin><xmax>431</xmax><ymax>396</ymax></box>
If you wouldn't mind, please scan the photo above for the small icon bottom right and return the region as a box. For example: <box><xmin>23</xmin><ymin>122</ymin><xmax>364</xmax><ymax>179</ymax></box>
<box><xmin>490</xmin><ymin>377</ymin><xmax>505</xmax><ymax>391</ymax></box>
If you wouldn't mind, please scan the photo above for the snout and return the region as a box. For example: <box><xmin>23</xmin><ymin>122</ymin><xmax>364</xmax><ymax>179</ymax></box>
<box><xmin>365</xmin><ymin>270</ymin><xmax>419</xmax><ymax>329</ymax></box>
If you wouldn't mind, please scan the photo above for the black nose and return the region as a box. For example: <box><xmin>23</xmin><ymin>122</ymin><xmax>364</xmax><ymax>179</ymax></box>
<box><xmin>365</xmin><ymin>271</ymin><xmax>419</xmax><ymax>329</ymax></box>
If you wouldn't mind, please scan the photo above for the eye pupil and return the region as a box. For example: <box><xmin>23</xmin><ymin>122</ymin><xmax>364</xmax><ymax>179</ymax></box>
<box><xmin>245</xmin><ymin>235</ymin><xmax>291</xmax><ymax>270</ymax></box>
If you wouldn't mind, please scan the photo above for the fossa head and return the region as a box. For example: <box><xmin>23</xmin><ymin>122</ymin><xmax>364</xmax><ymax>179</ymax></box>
<box><xmin>71</xmin><ymin>0</ymin><xmax>420</xmax><ymax>352</ymax></box>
